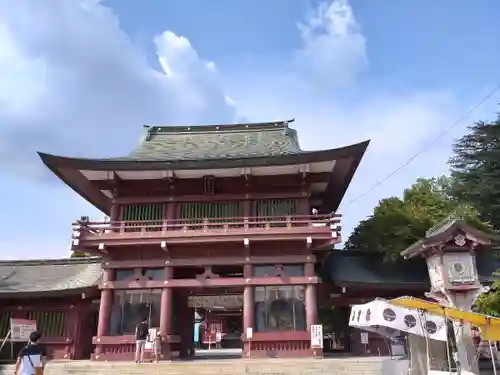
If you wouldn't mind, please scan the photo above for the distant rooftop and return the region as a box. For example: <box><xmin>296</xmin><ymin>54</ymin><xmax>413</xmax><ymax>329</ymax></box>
<box><xmin>0</xmin><ymin>257</ymin><xmax>102</xmax><ymax>296</ymax></box>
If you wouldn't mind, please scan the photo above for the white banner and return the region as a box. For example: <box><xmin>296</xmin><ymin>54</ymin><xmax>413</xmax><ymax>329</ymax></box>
<box><xmin>10</xmin><ymin>319</ymin><xmax>37</xmax><ymax>342</ymax></box>
<box><xmin>360</xmin><ymin>332</ymin><xmax>369</xmax><ymax>344</ymax></box>
<box><xmin>349</xmin><ymin>298</ymin><xmax>447</xmax><ymax>342</ymax></box>
<box><xmin>145</xmin><ymin>328</ymin><xmax>157</xmax><ymax>351</ymax></box>
<box><xmin>310</xmin><ymin>324</ymin><xmax>323</xmax><ymax>348</ymax></box>
<box><xmin>246</xmin><ymin>327</ymin><xmax>253</xmax><ymax>339</ymax></box>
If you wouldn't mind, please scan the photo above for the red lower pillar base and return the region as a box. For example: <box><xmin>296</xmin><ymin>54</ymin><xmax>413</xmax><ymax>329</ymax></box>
<box><xmin>311</xmin><ymin>347</ymin><xmax>324</xmax><ymax>358</ymax></box>
<box><xmin>243</xmin><ymin>341</ymin><xmax>252</xmax><ymax>358</ymax></box>
<box><xmin>243</xmin><ymin>341</ymin><xmax>318</xmax><ymax>358</ymax></box>
<box><xmin>161</xmin><ymin>342</ymin><xmax>172</xmax><ymax>361</ymax></box>
<box><xmin>92</xmin><ymin>345</ymin><xmax>104</xmax><ymax>360</ymax></box>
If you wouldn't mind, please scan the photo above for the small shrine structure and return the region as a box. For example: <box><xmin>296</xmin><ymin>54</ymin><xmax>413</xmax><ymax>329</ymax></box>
<box><xmin>401</xmin><ymin>216</ymin><xmax>500</xmax><ymax>373</ymax></box>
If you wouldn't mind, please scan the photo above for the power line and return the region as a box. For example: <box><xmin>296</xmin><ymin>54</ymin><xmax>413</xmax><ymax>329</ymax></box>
<box><xmin>345</xmin><ymin>83</ymin><xmax>500</xmax><ymax>206</ymax></box>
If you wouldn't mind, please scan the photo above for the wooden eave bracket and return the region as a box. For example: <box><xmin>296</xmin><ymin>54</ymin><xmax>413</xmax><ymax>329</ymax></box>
<box><xmin>241</xmin><ymin>167</ymin><xmax>252</xmax><ymax>178</ymax></box>
<box><xmin>306</xmin><ymin>236</ymin><xmax>312</xmax><ymax>249</ymax></box>
<box><xmin>161</xmin><ymin>241</ymin><xmax>169</xmax><ymax>253</ymax></box>
<box><xmin>97</xmin><ymin>242</ymin><xmax>108</xmax><ymax>254</ymax></box>
<box><xmin>299</xmin><ymin>164</ymin><xmax>310</xmax><ymax>179</ymax></box>
<box><xmin>196</xmin><ymin>266</ymin><xmax>220</xmax><ymax>281</ymax></box>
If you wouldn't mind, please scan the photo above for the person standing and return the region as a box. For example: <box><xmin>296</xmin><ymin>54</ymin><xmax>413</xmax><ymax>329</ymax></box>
<box><xmin>135</xmin><ymin>317</ymin><xmax>149</xmax><ymax>363</ymax></box>
<box><xmin>14</xmin><ymin>331</ymin><xmax>46</xmax><ymax>375</ymax></box>
<box><xmin>152</xmin><ymin>332</ymin><xmax>162</xmax><ymax>363</ymax></box>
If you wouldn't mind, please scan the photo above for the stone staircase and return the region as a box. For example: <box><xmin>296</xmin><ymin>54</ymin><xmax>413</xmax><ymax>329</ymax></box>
<box><xmin>0</xmin><ymin>357</ymin><xmax>409</xmax><ymax>375</ymax></box>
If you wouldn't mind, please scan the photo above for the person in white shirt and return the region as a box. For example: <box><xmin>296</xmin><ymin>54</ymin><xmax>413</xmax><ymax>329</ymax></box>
<box><xmin>14</xmin><ymin>331</ymin><xmax>46</xmax><ymax>375</ymax></box>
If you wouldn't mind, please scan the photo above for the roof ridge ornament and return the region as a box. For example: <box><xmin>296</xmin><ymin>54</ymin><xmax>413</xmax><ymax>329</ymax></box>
<box><xmin>454</xmin><ymin>233</ymin><xmax>467</xmax><ymax>247</ymax></box>
<box><xmin>425</xmin><ymin>214</ymin><xmax>464</xmax><ymax>237</ymax></box>
<box><xmin>140</xmin><ymin>120</ymin><xmax>297</xmax><ymax>135</ymax></box>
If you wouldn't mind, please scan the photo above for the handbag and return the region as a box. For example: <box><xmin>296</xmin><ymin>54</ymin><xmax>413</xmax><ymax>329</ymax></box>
<box><xmin>26</xmin><ymin>354</ymin><xmax>44</xmax><ymax>375</ymax></box>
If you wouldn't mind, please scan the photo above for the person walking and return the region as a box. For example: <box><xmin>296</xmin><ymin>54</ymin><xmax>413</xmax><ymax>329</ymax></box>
<box><xmin>135</xmin><ymin>317</ymin><xmax>149</xmax><ymax>363</ymax></box>
<box><xmin>14</xmin><ymin>331</ymin><xmax>46</xmax><ymax>375</ymax></box>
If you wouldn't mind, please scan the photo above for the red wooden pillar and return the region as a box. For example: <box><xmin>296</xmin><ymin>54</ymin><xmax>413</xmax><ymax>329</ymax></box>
<box><xmin>110</xmin><ymin>200</ymin><xmax>120</xmax><ymax>232</ymax></box>
<box><xmin>65</xmin><ymin>304</ymin><xmax>80</xmax><ymax>360</ymax></box>
<box><xmin>177</xmin><ymin>291</ymin><xmax>193</xmax><ymax>358</ymax></box>
<box><xmin>305</xmin><ymin>262</ymin><xmax>318</xmax><ymax>326</ymax></box>
<box><xmin>95</xmin><ymin>269</ymin><xmax>114</xmax><ymax>357</ymax></box>
<box><xmin>243</xmin><ymin>264</ymin><xmax>254</xmax><ymax>357</ymax></box>
<box><xmin>159</xmin><ymin>266</ymin><xmax>173</xmax><ymax>359</ymax></box>
<box><xmin>304</xmin><ymin>262</ymin><xmax>320</xmax><ymax>357</ymax></box>
<box><xmin>305</xmin><ymin>284</ymin><xmax>318</xmax><ymax>327</ymax></box>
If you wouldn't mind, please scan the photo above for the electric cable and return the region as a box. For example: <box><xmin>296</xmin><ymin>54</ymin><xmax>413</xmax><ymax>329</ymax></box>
<box><xmin>345</xmin><ymin>83</ymin><xmax>500</xmax><ymax>206</ymax></box>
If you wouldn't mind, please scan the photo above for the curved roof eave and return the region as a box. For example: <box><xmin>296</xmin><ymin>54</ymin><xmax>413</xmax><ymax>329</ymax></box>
<box><xmin>37</xmin><ymin>140</ymin><xmax>370</xmax><ymax>171</ymax></box>
<box><xmin>38</xmin><ymin>140</ymin><xmax>370</xmax><ymax>214</ymax></box>
<box><xmin>38</xmin><ymin>151</ymin><xmax>111</xmax><ymax>214</ymax></box>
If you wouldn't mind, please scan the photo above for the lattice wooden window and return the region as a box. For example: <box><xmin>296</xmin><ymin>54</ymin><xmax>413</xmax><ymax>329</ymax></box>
<box><xmin>179</xmin><ymin>202</ymin><xmax>242</xmax><ymax>223</ymax></box>
<box><xmin>254</xmin><ymin>199</ymin><xmax>298</xmax><ymax>227</ymax></box>
<box><xmin>27</xmin><ymin>310</ymin><xmax>66</xmax><ymax>338</ymax></box>
<box><xmin>122</xmin><ymin>203</ymin><xmax>165</xmax><ymax>232</ymax></box>
<box><xmin>122</xmin><ymin>203</ymin><xmax>164</xmax><ymax>221</ymax></box>
<box><xmin>254</xmin><ymin>199</ymin><xmax>297</xmax><ymax>217</ymax></box>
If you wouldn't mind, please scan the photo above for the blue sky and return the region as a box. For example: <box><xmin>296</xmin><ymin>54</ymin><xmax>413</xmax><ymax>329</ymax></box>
<box><xmin>0</xmin><ymin>0</ymin><xmax>498</xmax><ymax>259</ymax></box>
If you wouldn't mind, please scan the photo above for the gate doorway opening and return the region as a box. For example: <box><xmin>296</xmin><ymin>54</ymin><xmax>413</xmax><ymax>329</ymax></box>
<box><xmin>189</xmin><ymin>291</ymin><xmax>243</xmax><ymax>359</ymax></box>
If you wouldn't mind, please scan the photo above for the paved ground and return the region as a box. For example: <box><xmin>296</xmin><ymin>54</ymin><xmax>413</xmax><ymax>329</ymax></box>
<box><xmin>0</xmin><ymin>356</ymin><xmax>406</xmax><ymax>375</ymax></box>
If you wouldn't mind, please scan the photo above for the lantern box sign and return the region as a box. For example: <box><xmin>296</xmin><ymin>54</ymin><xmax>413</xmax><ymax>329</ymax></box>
<box><xmin>349</xmin><ymin>299</ymin><xmax>447</xmax><ymax>342</ymax></box>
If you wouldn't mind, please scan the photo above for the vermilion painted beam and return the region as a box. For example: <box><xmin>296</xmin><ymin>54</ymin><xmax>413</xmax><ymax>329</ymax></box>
<box><xmin>102</xmin><ymin>255</ymin><xmax>316</xmax><ymax>268</ymax></box>
<box><xmin>114</xmin><ymin>191</ymin><xmax>310</xmax><ymax>204</ymax></box>
<box><xmin>93</xmin><ymin>172</ymin><xmax>331</xmax><ymax>192</ymax></box>
<box><xmin>101</xmin><ymin>276</ymin><xmax>319</xmax><ymax>289</ymax></box>
<box><xmin>76</xmin><ymin>226</ymin><xmax>336</xmax><ymax>247</ymax></box>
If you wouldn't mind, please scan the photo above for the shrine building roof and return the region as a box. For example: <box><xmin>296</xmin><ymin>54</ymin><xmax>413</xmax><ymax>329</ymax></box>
<box><xmin>0</xmin><ymin>257</ymin><xmax>102</xmax><ymax>297</ymax></box>
<box><xmin>401</xmin><ymin>217</ymin><xmax>500</xmax><ymax>259</ymax></box>
<box><xmin>325</xmin><ymin>250</ymin><xmax>500</xmax><ymax>289</ymax></box>
<box><xmin>38</xmin><ymin>120</ymin><xmax>370</xmax><ymax>214</ymax></box>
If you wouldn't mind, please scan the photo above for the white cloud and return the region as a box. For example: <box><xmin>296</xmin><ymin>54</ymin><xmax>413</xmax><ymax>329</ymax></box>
<box><xmin>294</xmin><ymin>0</ymin><xmax>368</xmax><ymax>88</ymax></box>
<box><xmin>0</xmin><ymin>0</ymin><xmax>474</xmax><ymax>259</ymax></box>
<box><xmin>0</xmin><ymin>0</ymin><xmax>237</xmax><ymax>179</ymax></box>
<box><xmin>0</xmin><ymin>0</ymin><xmax>238</xmax><ymax>259</ymax></box>
<box><xmin>226</xmin><ymin>0</ymin><xmax>462</xmax><ymax>240</ymax></box>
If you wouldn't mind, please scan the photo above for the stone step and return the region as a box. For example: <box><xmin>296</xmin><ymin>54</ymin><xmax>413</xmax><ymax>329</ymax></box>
<box><xmin>0</xmin><ymin>357</ymin><xmax>407</xmax><ymax>375</ymax></box>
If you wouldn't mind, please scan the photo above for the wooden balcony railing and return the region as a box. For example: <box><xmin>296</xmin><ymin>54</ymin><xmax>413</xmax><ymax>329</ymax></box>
<box><xmin>71</xmin><ymin>214</ymin><xmax>341</xmax><ymax>246</ymax></box>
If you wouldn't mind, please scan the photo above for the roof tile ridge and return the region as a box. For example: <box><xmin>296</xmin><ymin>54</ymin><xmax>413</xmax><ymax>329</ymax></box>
<box><xmin>143</xmin><ymin>119</ymin><xmax>295</xmax><ymax>135</ymax></box>
<box><xmin>0</xmin><ymin>256</ymin><xmax>103</xmax><ymax>266</ymax></box>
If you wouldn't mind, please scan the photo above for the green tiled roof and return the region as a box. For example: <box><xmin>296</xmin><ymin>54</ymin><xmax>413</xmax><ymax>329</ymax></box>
<box><xmin>123</xmin><ymin>121</ymin><xmax>302</xmax><ymax>161</ymax></box>
<box><xmin>325</xmin><ymin>250</ymin><xmax>500</xmax><ymax>288</ymax></box>
<box><xmin>0</xmin><ymin>257</ymin><xmax>102</xmax><ymax>296</ymax></box>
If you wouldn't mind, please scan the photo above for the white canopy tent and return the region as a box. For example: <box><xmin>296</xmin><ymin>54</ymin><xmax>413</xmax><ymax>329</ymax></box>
<box><xmin>349</xmin><ymin>299</ymin><xmax>480</xmax><ymax>375</ymax></box>
<box><xmin>349</xmin><ymin>298</ymin><xmax>447</xmax><ymax>342</ymax></box>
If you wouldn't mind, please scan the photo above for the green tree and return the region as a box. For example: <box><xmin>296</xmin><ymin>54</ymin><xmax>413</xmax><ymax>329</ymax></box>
<box><xmin>474</xmin><ymin>276</ymin><xmax>500</xmax><ymax>317</ymax></box>
<box><xmin>71</xmin><ymin>251</ymin><xmax>89</xmax><ymax>258</ymax></box>
<box><xmin>345</xmin><ymin>176</ymin><xmax>486</xmax><ymax>261</ymax></box>
<box><xmin>450</xmin><ymin>115</ymin><xmax>500</xmax><ymax>230</ymax></box>
<box><xmin>449</xmin><ymin>115</ymin><xmax>500</xmax><ymax>315</ymax></box>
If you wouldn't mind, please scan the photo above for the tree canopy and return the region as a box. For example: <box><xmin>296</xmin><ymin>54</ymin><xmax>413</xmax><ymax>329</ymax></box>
<box><xmin>71</xmin><ymin>251</ymin><xmax>88</xmax><ymax>258</ymax></box>
<box><xmin>447</xmin><ymin>115</ymin><xmax>500</xmax><ymax>315</ymax></box>
<box><xmin>345</xmin><ymin>112</ymin><xmax>500</xmax><ymax>313</ymax></box>
<box><xmin>450</xmin><ymin>115</ymin><xmax>500</xmax><ymax>230</ymax></box>
<box><xmin>344</xmin><ymin>176</ymin><xmax>486</xmax><ymax>261</ymax></box>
